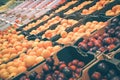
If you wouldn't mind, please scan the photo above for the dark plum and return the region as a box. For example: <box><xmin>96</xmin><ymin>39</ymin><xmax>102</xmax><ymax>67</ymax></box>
<box><xmin>76</xmin><ymin>68</ymin><xmax>82</xmax><ymax>74</ymax></box>
<box><xmin>77</xmin><ymin>61</ymin><xmax>85</xmax><ymax>68</ymax></box>
<box><xmin>106</xmin><ymin>69</ymin><xmax>117</xmax><ymax>79</ymax></box>
<box><xmin>72</xmin><ymin>59</ymin><xmax>79</xmax><ymax>66</ymax></box>
<box><xmin>103</xmin><ymin>37</ymin><xmax>113</xmax><ymax>45</ymax></box>
<box><xmin>62</xmin><ymin>67</ymin><xmax>72</xmax><ymax>78</ymax></box>
<box><xmin>115</xmin><ymin>26</ymin><xmax>120</xmax><ymax>31</ymax></box>
<box><xmin>29</xmin><ymin>71</ymin><xmax>38</xmax><ymax>80</ymax></box>
<box><xmin>107</xmin><ymin>28</ymin><xmax>115</xmax><ymax>37</ymax></box>
<box><xmin>46</xmin><ymin>57</ymin><xmax>54</xmax><ymax>66</ymax></box>
<box><xmin>109</xmin><ymin>23</ymin><xmax>117</xmax><ymax>29</ymax></box>
<box><xmin>97</xmin><ymin>62</ymin><xmax>109</xmax><ymax>75</ymax></box>
<box><xmin>88</xmin><ymin>41</ymin><xmax>94</xmax><ymax>48</ymax></box>
<box><xmin>78</xmin><ymin>43</ymin><xmax>89</xmax><ymax>52</ymax></box>
<box><xmin>59</xmin><ymin>63</ymin><xmax>67</xmax><ymax>71</ymax></box>
<box><xmin>102</xmin><ymin>33</ymin><xmax>109</xmax><ymax>38</ymax></box>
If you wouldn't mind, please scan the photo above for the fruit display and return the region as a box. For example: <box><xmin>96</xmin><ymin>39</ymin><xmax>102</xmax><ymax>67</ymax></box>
<box><xmin>105</xmin><ymin>5</ymin><xmax>120</xmax><ymax>16</ymax></box>
<box><xmin>88</xmin><ymin>60</ymin><xmax>120</xmax><ymax>80</ymax></box>
<box><xmin>57</xmin><ymin>21</ymin><xmax>107</xmax><ymax>45</ymax></box>
<box><xmin>81</xmin><ymin>0</ymin><xmax>113</xmax><ymax>15</ymax></box>
<box><xmin>0</xmin><ymin>40</ymin><xmax>61</xmax><ymax>79</ymax></box>
<box><xmin>54</xmin><ymin>0</ymin><xmax>77</xmax><ymax>13</ymax></box>
<box><xmin>22</xmin><ymin>15</ymin><xmax>51</xmax><ymax>31</ymax></box>
<box><xmin>15</xmin><ymin>46</ymin><xmax>95</xmax><ymax>80</ymax></box>
<box><xmin>42</xmin><ymin>18</ymin><xmax>78</xmax><ymax>39</ymax></box>
<box><xmin>30</xmin><ymin>16</ymin><xmax>62</xmax><ymax>35</ymax></box>
<box><xmin>64</xmin><ymin>1</ymin><xmax>92</xmax><ymax>15</ymax></box>
<box><xmin>0</xmin><ymin>0</ymin><xmax>120</xmax><ymax>80</ymax></box>
<box><xmin>77</xmin><ymin>17</ymin><xmax>120</xmax><ymax>53</ymax></box>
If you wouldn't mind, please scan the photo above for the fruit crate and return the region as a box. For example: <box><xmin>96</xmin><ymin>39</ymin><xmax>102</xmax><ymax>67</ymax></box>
<box><xmin>74</xmin><ymin>14</ymin><xmax>120</xmax><ymax>56</ymax></box>
<box><xmin>0</xmin><ymin>41</ymin><xmax>63</xmax><ymax>80</ymax></box>
<box><xmin>87</xmin><ymin>59</ymin><xmax>120</xmax><ymax>80</ymax></box>
<box><xmin>49</xmin><ymin>15</ymin><xmax>109</xmax><ymax>46</ymax></box>
<box><xmin>12</xmin><ymin>46</ymin><xmax>96</xmax><ymax>80</ymax></box>
<box><xmin>35</xmin><ymin>13</ymin><xmax>82</xmax><ymax>41</ymax></box>
<box><xmin>93</xmin><ymin>0</ymin><xmax>120</xmax><ymax>18</ymax></box>
<box><xmin>18</xmin><ymin>13</ymin><xmax>66</xmax><ymax>38</ymax></box>
<box><xmin>15</xmin><ymin>0</ymin><xmax>72</xmax><ymax>32</ymax></box>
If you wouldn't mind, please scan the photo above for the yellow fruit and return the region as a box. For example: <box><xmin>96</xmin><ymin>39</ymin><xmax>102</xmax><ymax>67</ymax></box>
<box><xmin>18</xmin><ymin>66</ymin><xmax>26</xmax><ymax>73</ymax></box>
<box><xmin>23</xmin><ymin>56</ymin><xmax>36</xmax><ymax>68</ymax></box>
<box><xmin>35</xmin><ymin>56</ymin><xmax>44</xmax><ymax>64</ymax></box>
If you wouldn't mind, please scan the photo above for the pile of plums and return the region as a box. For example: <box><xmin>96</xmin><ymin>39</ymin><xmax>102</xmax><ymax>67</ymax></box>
<box><xmin>78</xmin><ymin>17</ymin><xmax>120</xmax><ymax>53</ymax></box>
<box><xmin>19</xmin><ymin>57</ymin><xmax>85</xmax><ymax>80</ymax></box>
<box><xmin>90</xmin><ymin>62</ymin><xmax>120</xmax><ymax>80</ymax></box>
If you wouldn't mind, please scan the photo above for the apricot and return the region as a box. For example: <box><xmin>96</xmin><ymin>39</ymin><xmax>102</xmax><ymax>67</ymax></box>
<box><xmin>41</xmin><ymin>50</ymin><xmax>51</xmax><ymax>58</ymax></box>
<box><xmin>18</xmin><ymin>66</ymin><xmax>26</xmax><ymax>73</ymax></box>
<box><xmin>35</xmin><ymin>56</ymin><xmax>44</xmax><ymax>64</ymax></box>
<box><xmin>23</xmin><ymin>56</ymin><xmax>36</xmax><ymax>68</ymax></box>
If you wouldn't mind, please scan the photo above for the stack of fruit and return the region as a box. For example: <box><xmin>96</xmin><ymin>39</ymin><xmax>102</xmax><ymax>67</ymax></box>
<box><xmin>81</xmin><ymin>0</ymin><xmax>113</xmax><ymax>15</ymax></box>
<box><xmin>77</xmin><ymin>17</ymin><xmax>120</xmax><ymax>53</ymax></box>
<box><xmin>57</xmin><ymin>21</ymin><xmax>107</xmax><ymax>45</ymax></box>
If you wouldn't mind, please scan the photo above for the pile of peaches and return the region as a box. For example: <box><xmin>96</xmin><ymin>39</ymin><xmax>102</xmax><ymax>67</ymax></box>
<box><xmin>64</xmin><ymin>1</ymin><xmax>92</xmax><ymax>15</ymax></box>
<box><xmin>23</xmin><ymin>15</ymin><xmax>51</xmax><ymax>31</ymax></box>
<box><xmin>43</xmin><ymin>18</ymin><xmax>78</xmax><ymax>39</ymax></box>
<box><xmin>105</xmin><ymin>5</ymin><xmax>120</xmax><ymax>16</ymax></box>
<box><xmin>81</xmin><ymin>0</ymin><xmax>113</xmax><ymax>15</ymax></box>
<box><xmin>30</xmin><ymin>16</ymin><xmax>62</xmax><ymax>35</ymax></box>
<box><xmin>55</xmin><ymin>0</ymin><xmax>77</xmax><ymax>13</ymax></box>
<box><xmin>57</xmin><ymin>21</ymin><xmax>108</xmax><ymax>45</ymax></box>
<box><xmin>0</xmin><ymin>25</ymin><xmax>62</xmax><ymax>79</ymax></box>
<box><xmin>0</xmin><ymin>39</ymin><xmax>61</xmax><ymax>79</ymax></box>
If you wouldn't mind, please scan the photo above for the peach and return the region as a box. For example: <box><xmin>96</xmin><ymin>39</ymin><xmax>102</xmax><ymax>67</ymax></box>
<box><xmin>17</xmin><ymin>66</ymin><xmax>27</xmax><ymax>73</ymax></box>
<box><xmin>35</xmin><ymin>56</ymin><xmax>44</xmax><ymax>64</ymax></box>
<box><xmin>23</xmin><ymin>55</ymin><xmax>36</xmax><ymax>68</ymax></box>
<box><xmin>41</xmin><ymin>50</ymin><xmax>51</xmax><ymax>58</ymax></box>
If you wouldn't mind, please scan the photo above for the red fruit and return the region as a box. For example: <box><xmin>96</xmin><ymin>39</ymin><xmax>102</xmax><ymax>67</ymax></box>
<box><xmin>77</xmin><ymin>61</ymin><xmax>85</xmax><ymax>68</ymax></box>
<box><xmin>103</xmin><ymin>37</ymin><xmax>112</xmax><ymax>45</ymax></box>
<box><xmin>76</xmin><ymin>68</ymin><xmax>82</xmax><ymax>74</ymax></box>
<box><xmin>91</xmin><ymin>72</ymin><xmax>101</xmax><ymax>80</ymax></box>
<box><xmin>107</xmin><ymin>44</ymin><xmax>116</xmax><ymax>50</ymax></box>
<box><xmin>88</xmin><ymin>41</ymin><xmax>94</xmax><ymax>48</ymax></box>
<box><xmin>99</xmin><ymin>47</ymin><xmax>106</xmax><ymax>52</ymax></box>
<box><xmin>70</xmin><ymin>65</ymin><xmax>77</xmax><ymax>71</ymax></box>
<box><xmin>89</xmin><ymin>38</ymin><xmax>96</xmax><ymax>42</ymax></box>
<box><xmin>82</xmin><ymin>39</ymin><xmax>89</xmax><ymax>43</ymax></box>
<box><xmin>72</xmin><ymin>59</ymin><xmax>79</xmax><ymax>66</ymax></box>
<box><xmin>59</xmin><ymin>64</ymin><xmax>67</xmax><ymax>70</ymax></box>
<box><xmin>94</xmin><ymin>40</ymin><xmax>102</xmax><ymax>48</ymax></box>
<box><xmin>68</xmin><ymin>62</ymin><xmax>72</xmax><ymax>67</ymax></box>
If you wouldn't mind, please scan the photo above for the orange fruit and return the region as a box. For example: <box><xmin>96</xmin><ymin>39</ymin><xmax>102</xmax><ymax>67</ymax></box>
<box><xmin>41</xmin><ymin>50</ymin><xmax>51</xmax><ymax>58</ymax></box>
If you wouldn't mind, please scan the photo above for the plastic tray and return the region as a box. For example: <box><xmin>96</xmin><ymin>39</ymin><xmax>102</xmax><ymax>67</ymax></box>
<box><xmin>13</xmin><ymin>46</ymin><xmax>96</xmax><ymax>80</ymax></box>
<box><xmin>88</xmin><ymin>59</ymin><xmax>120</xmax><ymax>80</ymax></box>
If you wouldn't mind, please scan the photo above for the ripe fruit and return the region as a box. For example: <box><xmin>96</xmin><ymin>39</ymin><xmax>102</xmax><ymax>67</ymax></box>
<box><xmin>91</xmin><ymin>72</ymin><xmax>101</xmax><ymax>80</ymax></box>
